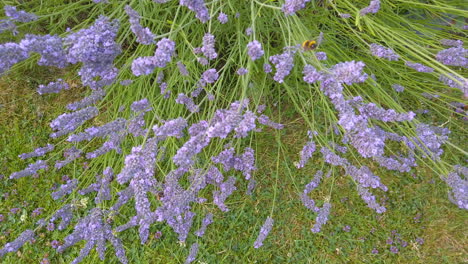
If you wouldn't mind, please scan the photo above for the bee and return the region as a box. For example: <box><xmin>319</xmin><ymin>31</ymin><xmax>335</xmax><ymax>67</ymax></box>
<box><xmin>156</xmin><ymin>191</ymin><xmax>164</xmax><ymax>200</ymax></box>
<box><xmin>302</xmin><ymin>40</ymin><xmax>317</xmax><ymax>51</ymax></box>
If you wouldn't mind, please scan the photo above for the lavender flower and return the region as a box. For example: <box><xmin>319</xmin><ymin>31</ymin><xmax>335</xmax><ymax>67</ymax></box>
<box><xmin>263</xmin><ymin>63</ymin><xmax>272</xmax><ymax>73</ymax></box>
<box><xmin>131</xmin><ymin>98</ymin><xmax>152</xmax><ymax>112</ymax></box>
<box><xmin>4</xmin><ymin>6</ymin><xmax>37</xmax><ymax>22</ymax></box>
<box><xmin>195</xmin><ymin>213</ymin><xmax>213</xmax><ymax>237</ymax></box>
<box><xmin>253</xmin><ymin>217</ymin><xmax>274</xmax><ymax>248</ymax></box>
<box><xmin>357</xmin><ymin>186</ymin><xmax>386</xmax><ymax>213</ymax></box>
<box><xmin>247</xmin><ymin>40</ymin><xmax>264</xmax><ymax>61</ymax></box>
<box><xmin>79</xmin><ymin>167</ymin><xmax>113</xmax><ymax>204</ymax></box>
<box><xmin>37</xmin><ymin>79</ymin><xmax>69</xmax><ymax>95</ymax></box>
<box><xmin>0</xmin><ymin>19</ymin><xmax>17</xmax><ymax>35</ymax></box>
<box><xmin>414</xmin><ymin>123</ymin><xmax>450</xmax><ymax>160</ymax></box>
<box><xmin>282</xmin><ymin>0</ymin><xmax>311</xmax><ymax>16</ymax></box>
<box><xmin>10</xmin><ymin>160</ymin><xmax>48</xmax><ymax>179</ymax></box>
<box><xmin>213</xmin><ymin>177</ymin><xmax>237</xmax><ymax>212</ymax></box>
<box><xmin>20</xmin><ymin>34</ymin><xmax>68</xmax><ymax>68</ymax></box>
<box><xmin>369</xmin><ymin>43</ymin><xmax>399</xmax><ymax>61</ymax></box>
<box><xmin>125</xmin><ymin>5</ymin><xmax>155</xmax><ymax>45</ymax></box>
<box><xmin>202</xmin><ymin>68</ymin><xmax>219</xmax><ymax>83</ymax></box>
<box><xmin>177</xmin><ymin>61</ymin><xmax>189</xmax><ymax>76</ymax></box>
<box><xmin>439</xmin><ymin>74</ymin><xmax>468</xmax><ymax>97</ymax></box>
<box><xmin>315</xmin><ymin>51</ymin><xmax>327</xmax><ymax>60</ymax></box>
<box><xmin>405</xmin><ymin>61</ymin><xmax>434</xmax><ymax>72</ymax></box>
<box><xmin>50</xmin><ymin>107</ymin><xmax>99</xmax><ymax>138</ymax></box>
<box><xmin>55</xmin><ymin>147</ymin><xmax>82</xmax><ymax>170</ymax></box>
<box><xmin>217</xmin><ymin>12</ymin><xmax>228</xmax><ymax>24</ymax></box>
<box><xmin>65</xmin><ymin>16</ymin><xmax>121</xmax><ymax>89</ymax></box>
<box><xmin>392</xmin><ymin>84</ymin><xmax>405</xmax><ymax>92</ymax></box>
<box><xmin>19</xmin><ymin>144</ymin><xmax>54</xmax><ymax>159</ymax></box>
<box><xmin>311</xmin><ymin>202</ymin><xmax>331</xmax><ymax>233</ymax></box>
<box><xmin>0</xmin><ymin>229</ymin><xmax>35</xmax><ymax>257</ymax></box>
<box><xmin>0</xmin><ymin>42</ymin><xmax>29</xmax><ymax>75</ymax></box>
<box><xmin>180</xmin><ymin>0</ymin><xmax>210</xmax><ymax>23</ymax></box>
<box><xmin>436</xmin><ymin>46</ymin><xmax>468</xmax><ymax>68</ymax></box>
<box><xmin>67</xmin><ymin>89</ymin><xmax>106</xmax><ymax>111</ymax></box>
<box><xmin>269</xmin><ymin>49</ymin><xmax>295</xmax><ymax>83</ymax></box>
<box><xmin>51</xmin><ymin>179</ymin><xmax>78</xmax><ymax>200</ymax></box>
<box><xmin>201</xmin><ymin>33</ymin><xmax>217</xmax><ymax>60</ymax></box>
<box><xmin>360</xmin><ymin>0</ymin><xmax>381</xmax><ymax>16</ymax></box>
<box><xmin>443</xmin><ymin>166</ymin><xmax>468</xmax><ymax>210</ymax></box>
<box><xmin>153</xmin><ymin>117</ymin><xmax>188</xmax><ymax>139</ymax></box>
<box><xmin>440</xmin><ymin>39</ymin><xmax>463</xmax><ymax>47</ymax></box>
<box><xmin>303</xmin><ymin>64</ymin><xmax>322</xmax><ymax>84</ymax></box>
<box><xmin>358</xmin><ymin>103</ymin><xmax>415</xmax><ymax>122</ymax></box>
<box><xmin>330</xmin><ymin>61</ymin><xmax>368</xmax><ymax>85</ymax></box>
<box><xmin>296</xmin><ymin>139</ymin><xmax>316</xmax><ymax>168</ymax></box>
<box><xmin>131</xmin><ymin>38</ymin><xmax>176</xmax><ymax>76</ymax></box>
<box><xmin>57</xmin><ymin>208</ymin><xmax>128</xmax><ymax>264</ymax></box>
<box><xmin>185</xmin><ymin>243</ymin><xmax>199</xmax><ymax>264</ymax></box>
<box><xmin>176</xmin><ymin>93</ymin><xmax>199</xmax><ymax>113</ymax></box>
<box><xmin>339</xmin><ymin>13</ymin><xmax>351</xmax><ymax>18</ymax></box>
<box><xmin>237</xmin><ymin>67</ymin><xmax>248</xmax><ymax>76</ymax></box>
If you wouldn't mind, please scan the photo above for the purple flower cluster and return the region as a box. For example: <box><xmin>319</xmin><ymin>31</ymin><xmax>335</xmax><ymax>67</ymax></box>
<box><xmin>360</xmin><ymin>0</ymin><xmax>381</xmax><ymax>16</ymax></box>
<box><xmin>440</xmin><ymin>39</ymin><xmax>463</xmax><ymax>47</ymax></box>
<box><xmin>300</xmin><ymin>170</ymin><xmax>323</xmax><ymax>212</ymax></box>
<box><xmin>253</xmin><ymin>216</ymin><xmax>274</xmax><ymax>248</ymax></box>
<box><xmin>369</xmin><ymin>43</ymin><xmax>399</xmax><ymax>61</ymax></box>
<box><xmin>10</xmin><ymin>160</ymin><xmax>48</xmax><ymax>179</ymax></box>
<box><xmin>37</xmin><ymin>79</ymin><xmax>70</xmax><ymax>95</ymax></box>
<box><xmin>50</xmin><ymin>204</ymin><xmax>73</xmax><ymax>230</ymax></box>
<box><xmin>49</xmin><ymin>106</ymin><xmax>99</xmax><ymax>138</ymax></box>
<box><xmin>237</xmin><ymin>67</ymin><xmax>248</xmax><ymax>76</ymax></box>
<box><xmin>177</xmin><ymin>61</ymin><xmax>189</xmax><ymax>76</ymax></box>
<box><xmin>58</xmin><ymin>208</ymin><xmax>128</xmax><ymax>264</ymax></box>
<box><xmin>296</xmin><ymin>133</ymin><xmax>316</xmax><ymax>168</ymax></box>
<box><xmin>311</xmin><ymin>202</ymin><xmax>331</xmax><ymax>233</ymax></box>
<box><xmin>125</xmin><ymin>5</ymin><xmax>155</xmax><ymax>45</ymax></box>
<box><xmin>217</xmin><ymin>12</ymin><xmax>228</xmax><ymax>24</ymax></box>
<box><xmin>269</xmin><ymin>49</ymin><xmax>296</xmax><ymax>83</ymax></box>
<box><xmin>405</xmin><ymin>61</ymin><xmax>434</xmax><ymax>72</ymax></box>
<box><xmin>201</xmin><ymin>33</ymin><xmax>217</xmax><ymax>60</ymax></box>
<box><xmin>439</xmin><ymin>74</ymin><xmax>468</xmax><ymax>97</ymax></box>
<box><xmin>67</xmin><ymin>89</ymin><xmax>106</xmax><ymax>111</ymax></box>
<box><xmin>392</xmin><ymin>84</ymin><xmax>405</xmax><ymax>92</ymax></box>
<box><xmin>185</xmin><ymin>243</ymin><xmax>199</xmax><ymax>264</ymax></box>
<box><xmin>4</xmin><ymin>5</ymin><xmax>37</xmax><ymax>23</ymax></box>
<box><xmin>282</xmin><ymin>0</ymin><xmax>311</xmax><ymax>16</ymax></box>
<box><xmin>315</xmin><ymin>51</ymin><xmax>327</xmax><ymax>60</ymax></box>
<box><xmin>195</xmin><ymin>213</ymin><xmax>213</xmax><ymax>237</ymax></box>
<box><xmin>176</xmin><ymin>93</ymin><xmax>199</xmax><ymax>113</ymax></box>
<box><xmin>79</xmin><ymin>167</ymin><xmax>113</xmax><ymax>204</ymax></box>
<box><xmin>180</xmin><ymin>0</ymin><xmax>210</xmax><ymax>23</ymax></box>
<box><xmin>131</xmin><ymin>38</ymin><xmax>176</xmax><ymax>76</ymax></box>
<box><xmin>65</xmin><ymin>16</ymin><xmax>121</xmax><ymax>89</ymax></box>
<box><xmin>19</xmin><ymin>144</ymin><xmax>54</xmax><ymax>159</ymax></box>
<box><xmin>55</xmin><ymin>147</ymin><xmax>82</xmax><ymax>170</ymax></box>
<box><xmin>247</xmin><ymin>40</ymin><xmax>264</xmax><ymax>61</ymax></box>
<box><xmin>51</xmin><ymin>179</ymin><xmax>78</xmax><ymax>200</ymax></box>
<box><xmin>20</xmin><ymin>34</ymin><xmax>68</xmax><ymax>68</ymax></box>
<box><xmin>303</xmin><ymin>64</ymin><xmax>322</xmax><ymax>84</ymax></box>
<box><xmin>0</xmin><ymin>42</ymin><xmax>29</xmax><ymax>74</ymax></box>
<box><xmin>436</xmin><ymin>46</ymin><xmax>468</xmax><ymax>68</ymax></box>
<box><xmin>0</xmin><ymin>229</ymin><xmax>35</xmax><ymax>257</ymax></box>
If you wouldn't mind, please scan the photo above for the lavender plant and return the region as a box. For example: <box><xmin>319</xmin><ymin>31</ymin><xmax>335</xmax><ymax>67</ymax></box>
<box><xmin>0</xmin><ymin>0</ymin><xmax>466</xmax><ymax>263</ymax></box>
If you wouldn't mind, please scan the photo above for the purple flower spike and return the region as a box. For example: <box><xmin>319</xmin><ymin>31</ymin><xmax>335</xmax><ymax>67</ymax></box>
<box><xmin>360</xmin><ymin>0</ymin><xmax>381</xmax><ymax>16</ymax></box>
<box><xmin>247</xmin><ymin>40</ymin><xmax>264</xmax><ymax>61</ymax></box>
<box><xmin>369</xmin><ymin>43</ymin><xmax>399</xmax><ymax>61</ymax></box>
<box><xmin>217</xmin><ymin>12</ymin><xmax>228</xmax><ymax>24</ymax></box>
<box><xmin>253</xmin><ymin>217</ymin><xmax>274</xmax><ymax>248</ymax></box>
<box><xmin>282</xmin><ymin>0</ymin><xmax>311</xmax><ymax>16</ymax></box>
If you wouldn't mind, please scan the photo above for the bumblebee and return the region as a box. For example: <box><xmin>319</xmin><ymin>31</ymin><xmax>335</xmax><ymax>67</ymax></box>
<box><xmin>302</xmin><ymin>40</ymin><xmax>317</xmax><ymax>51</ymax></box>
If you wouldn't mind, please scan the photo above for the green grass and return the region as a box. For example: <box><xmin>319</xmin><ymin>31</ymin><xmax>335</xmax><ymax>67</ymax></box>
<box><xmin>1</xmin><ymin>0</ymin><xmax>467</xmax><ymax>263</ymax></box>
